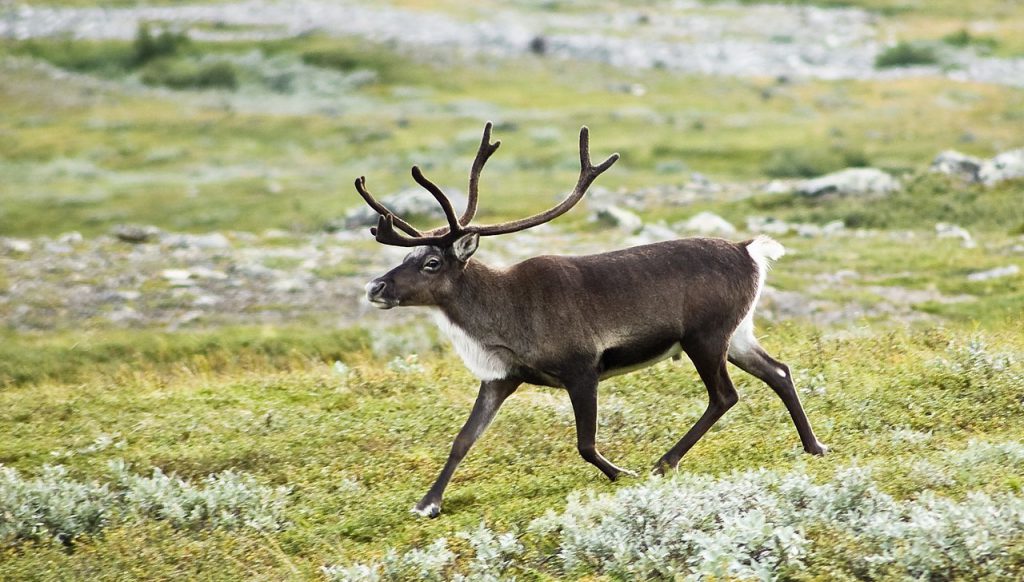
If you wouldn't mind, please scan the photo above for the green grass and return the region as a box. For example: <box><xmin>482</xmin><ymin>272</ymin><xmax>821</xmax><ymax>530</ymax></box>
<box><xmin>718</xmin><ymin>174</ymin><xmax>1024</xmax><ymax>234</ymax></box>
<box><xmin>1</xmin><ymin>324</ymin><xmax>1022</xmax><ymax>578</ymax></box>
<box><xmin>0</xmin><ymin>326</ymin><xmax>370</xmax><ymax>389</ymax></box>
<box><xmin>2</xmin><ymin>32</ymin><xmax>1023</xmax><ymax>237</ymax></box>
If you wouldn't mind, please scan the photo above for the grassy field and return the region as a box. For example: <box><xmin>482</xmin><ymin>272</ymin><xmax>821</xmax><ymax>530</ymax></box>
<box><xmin>2</xmin><ymin>0</ymin><xmax>1024</xmax><ymax>579</ymax></box>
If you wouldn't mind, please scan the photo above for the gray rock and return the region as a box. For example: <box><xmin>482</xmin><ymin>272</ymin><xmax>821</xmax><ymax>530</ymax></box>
<box><xmin>1</xmin><ymin>238</ymin><xmax>32</xmax><ymax>253</ymax></box>
<box><xmin>930</xmin><ymin>150</ymin><xmax>982</xmax><ymax>183</ymax></box>
<box><xmin>161</xmin><ymin>269</ymin><xmax>194</xmax><ymax>286</ymax></box>
<box><xmin>822</xmin><ymin>220</ymin><xmax>846</xmax><ymax>235</ymax></box>
<box><xmin>112</xmin><ymin>224</ymin><xmax>162</xmax><ymax>244</ymax></box>
<box><xmin>762</xmin><ymin>179</ymin><xmax>795</xmax><ymax>194</ymax></box>
<box><xmin>57</xmin><ymin>231</ymin><xmax>83</xmax><ymax>245</ymax></box>
<box><xmin>679</xmin><ymin>211</ymin><xmax>736</xmax><ymax>235</ymax></box>
<box><xmin>746</xmin><ymin>216</ymin><xmax>791</xmax><ymax>235</ymax></box>
<box><xmin>165</xmin><ymin>232</ymin><xmax>232</xmax><ymax>250</ymax></box>
<box><xmin>936</xmin><ymin>222</ymin><xmax>975</xmax><ymax>248</ymax></box>
<box><xmin>979</xmin><ymin>148</ymin><xmax>1024</xmax><ymax>186</ymax></box>
<box><xmin>338</xmin><ymin>186</ymin><xmax>469</xmax><ymax>231</ymax></box>
<box><xmin>190</xmin><ymin>266</ymin><xmax>228</xmax><ymax>280</ymax></box>
<box><xmin>626</xmin><ymin>223</ymin><xmax>678</xmax><ymax>245</ymax></box>
<box><xmin>271</xmin><ymin>278</ymin><xmax>307</xmax><ymax>293</ymax></box>
<box><xmin>592</xmin><ymin>205</ymin><xmax>644</xmax><ymax>233</ymax></box>
<box><xmin>967</xmin><ymin>265</ymin><xmax>1019</xmax><ymax>282</ymax></box>
<box><xmin>797</xmin><ymin>168</ymin><xmax>900</xmax><ymax>197</ymax></box>
<box><xmin>796</xmin><ymin>223</ymin><xmax>822</xmax><ymax>238</ymax></box>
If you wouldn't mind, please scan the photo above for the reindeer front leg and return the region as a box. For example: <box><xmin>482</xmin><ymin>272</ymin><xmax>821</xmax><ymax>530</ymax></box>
<box><xmin>413</xmin><ymin>378</ymin><xmax>521</xmax><ymax>518</ymax></box>
<box><xmin>566</xmin><ymin>373</ymin><xmax>636</xmax><ymax>481</ymax></box>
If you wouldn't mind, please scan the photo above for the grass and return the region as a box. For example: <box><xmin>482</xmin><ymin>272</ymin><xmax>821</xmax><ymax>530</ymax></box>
<box><xmin>717</xmin><ymin>174</ymin><xmax>1024</xmax><ymax>234</ymax></box>
<box><xmin>2</xmin><ymin>33</ymin><xmax>1023</xmax><ymax>237</ymax></box>
<box><xmin>1</xmin><ymin>324</ymin><xmax>1022</xmax><ymax>578</ymax></box>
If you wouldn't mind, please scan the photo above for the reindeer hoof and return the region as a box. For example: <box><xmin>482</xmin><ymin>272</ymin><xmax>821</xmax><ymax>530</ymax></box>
<box><xmin>650</xmin><ymin>458</ymin><xmax>674</xmax><ymax>476</ymax></box>
<box><xmin>617</xmin><ymin>468</ymin><xmax>638</xmax><ymax>478</ymax></box>
<box><xmin>807</xmin><ymin>442</ymin><xmax>829</xmax><ymax>456</ymax></box>
<box><xmin>411</xmin><ymin>501</ymin><xmax>441</xmax><ymax>518</ymax></box>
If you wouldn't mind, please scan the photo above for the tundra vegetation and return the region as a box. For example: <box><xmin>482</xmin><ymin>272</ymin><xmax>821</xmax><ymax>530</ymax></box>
<box><xmin>1</xmin><ymin>0</ymin><xmax>1023</xmax><ymax>579</ymax></box>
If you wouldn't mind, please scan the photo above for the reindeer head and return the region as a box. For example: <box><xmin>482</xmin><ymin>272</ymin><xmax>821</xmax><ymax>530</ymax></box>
<box><xmin>359</xmin><ymin>122</ymin><xmax>618</xmax><ymax>309</ymax></box>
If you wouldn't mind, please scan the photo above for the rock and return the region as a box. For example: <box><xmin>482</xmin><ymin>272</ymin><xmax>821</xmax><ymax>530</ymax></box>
<box><xmin>935</xmin><ymin>222</ymin><xmax>975</xmax><ymax>248</ymax></box>
<box><xmin>796</xmin><ymin>223</ymin><xmax>822</xmax><ymax>237</ymax></box>
<box><xmin>762</xmin><ymin>179</ymin><xmax>795</xmax><ymax>194</ymax></box>
<box><xmin>592</xmin><ymin>205</ymin><xmax>643</xmax><ymax>233</ymax></box>
<box><xmin>190</xmin><ymin>266</ymin><xmax>228</xmax><ymax>280</ymax></box>
<box><xmin>930</xmin><ymin>150</ymin><xmax>982</xmax><ymax>182</ymax></box>
<box><xmin>979</xmin><ymin>148</ymin><xmax>1024</xmax><ymax>186</ymax></box>
<box><xmin>271</xmin><ymin>278</ymin><xmax>307</xmax><ymax>293</ymax></box>
<box><xmin>106</xmin><ymin>306</ymin><xmax>143</xmax><ymax>326</ymax></box>
<box><xmin>816</xmin><ymin>269</ymin><xmax>859</xmax><ymax>285</ymax></box>
<box><xmin>797</xmin><ymin>168</ymin><xmax>900</xmax><ymax>197</ymax></box>
<box><xmin>161</xmin><ymin>269</ymin><xmax>194</xmax><ymax>286</ymax></box>
<box><xmin>679</xmin><ymin>211</ymin><xmax>736</xmax><ymax>235</ymax></box>
<box><xmin>746</xmin><ymin>216</ymin><xmax>791</xmax><ymax>235</ymax></box>
<box><xmin>190</xmin><ymin>233</ymin><xmax>232</xmax><ymax>250</ymax></box>
<box><xmin>822</xmin><ymin>220</ymin><xmax>846</xmax><ymax>235</ymax></box>
<box><xmin>1</xmin><ymin>238</ymin><xmax>32</xmax><ymax>253</ymax></box>
<box><xmin>57</xmin><ymin>231</ymin><xmax>83</xmax><ymax>245</ymax></box>
<box><xmin>966</xmin><ymin>265</ymin><xmax>1019</xmax><ymax>282</ymax></box>
<box><xmin>164</xmin><ymin>232</ymin><xmax>232</xmax><ymax>250</ymax></box>
<box><xmin>626</xmin><ymin>223</ymin><xmax>678</xmax><ymax>245</ymax></box>
<box><xmin>192</xmin><ymin>294</ymin><xmax>222</xmax><ymax>307</ymax></box>
<box><xmin>112</xmin><ymin>224</ymin><xmax>161</xmax><ymax>244</ymax></box>
<box><xmin>338</xmin><ymin>187</ymin><xmax>469</xmax><ymax>231</ymax></box>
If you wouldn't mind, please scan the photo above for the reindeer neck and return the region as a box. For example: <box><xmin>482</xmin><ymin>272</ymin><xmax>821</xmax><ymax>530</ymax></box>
<box><xmin>436</xmin><ymin>259</ymin><xmax>506</xmax><ymax>331</ymax></box>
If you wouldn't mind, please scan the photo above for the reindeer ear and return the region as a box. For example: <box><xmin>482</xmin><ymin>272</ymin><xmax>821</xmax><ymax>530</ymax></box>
<box><xmin>452</xmin><ymin>233</ymin><xmax>479</xmax><ymax>262</ymax></box>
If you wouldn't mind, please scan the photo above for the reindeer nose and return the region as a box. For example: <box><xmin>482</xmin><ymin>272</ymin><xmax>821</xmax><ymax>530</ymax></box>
<box><xmin>366</xmin><ymin>279</ymin><xmax>387</xmax><ymax>299</ymax></box>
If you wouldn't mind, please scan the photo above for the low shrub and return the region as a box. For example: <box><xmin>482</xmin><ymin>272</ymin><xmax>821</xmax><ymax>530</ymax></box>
<box><xmin>762</xmin><ymin>147</ymin><xmax>870</xmax><ymax>178</ymax></box>
<box><xmin>0</xmin><ymin>461</ymin><xmax>289</xmax><ymax>547</ymax></box>
<box><xmin>0</xmin><ymin>465</ymin><xmax>115</xmax><ymax>545</ymax></box>
<box><xmin>322</xmin><ymin>524</ymin><xmax>524</xmax><ymax>582</ymax></box>
<box><xmin>8</xmin><ymin>38</ymin><xmax>135</xmax><ymax>75</ymax></box>
<box><xmin>533</xmin><ymin>465</ymin><xmax>1024</xmax><ymax>579</ymax></box>
<box><xmin>139</xmin><ymin>59</ymin><xmax>239</xmax><ymax>90</ymax></box>
<box><xmin>132</xmin><ymin>23</ymin><xmax>190</xmax><ymax>67</ymax></box>
<box><xmin>875</xmin><ymin>42</ymin><xmax>939</xmax><ymax>68</ymax></box>
<box><xmin>942</xmin><ymin>28</ymin><xmax>999</xmax><ymax>52</ymax></box>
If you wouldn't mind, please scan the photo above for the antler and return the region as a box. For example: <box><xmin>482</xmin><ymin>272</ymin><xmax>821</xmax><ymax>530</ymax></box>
<box><xmin>355</xmin><ymin>123</ymin><xmax>618</xmax><ymax>247</ymax></box>
<box><xmin>463</xmin><ymin>121</ymin><xmax>500</xmax><ymax>226</ymax></box>
<box><xmin>354</xmin><ymin>176</ymin><xmax>425</xmax><ymax>238</ymax></box>
<box><xmin>466</xmin><ymin>127</ymin><xmax>618</xmax><ymax>236</ymax></box>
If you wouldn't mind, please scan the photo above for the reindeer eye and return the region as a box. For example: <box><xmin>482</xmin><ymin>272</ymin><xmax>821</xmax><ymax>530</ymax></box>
<box><xmin>422</xmin><ymin>257</ymin><xmax>442</xmax><ymax>272</ymax></box>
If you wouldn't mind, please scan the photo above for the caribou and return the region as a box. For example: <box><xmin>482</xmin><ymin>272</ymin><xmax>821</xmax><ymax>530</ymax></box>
<box><xmin>358</xmin><ymin>123</ymin><xmax>827</xmax><ymax>518</ymax></box>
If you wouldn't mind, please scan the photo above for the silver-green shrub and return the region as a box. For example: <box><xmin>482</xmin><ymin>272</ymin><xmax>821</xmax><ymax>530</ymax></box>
<box><xmin>531</xmin><ymin>465</ymin><xmax>1024</xmax><ymax>580</ymax></box>
<box><xmin>322</xmin><ymin>523</ymin><xmax>523</xmax><ymax>582</ymax></box>
<box><xmin>454</xmin><ymin>522</ymin><xmax>524</xmax><ymax>582</ymax></box>
<box><xmin>0</xmin><ymin>464</ymin><xmax>115</xmax><ymax>545</ymax></box>
<box><xmin>323</xmin><ymin>538</ymin><xmax>455</xmax><ymax>582</ymax></box>
<box><xmin>0</xmin><ymin>461</ymin><xmax>289</xmax><ymax>547</ymax></box>
<box><xmin>111</xmin><ymin>462</ymin><xmax>290</xmax><ymax>532</ymax></box>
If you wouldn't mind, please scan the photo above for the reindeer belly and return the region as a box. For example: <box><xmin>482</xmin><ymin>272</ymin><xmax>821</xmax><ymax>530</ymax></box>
<box><xmin>599</xmin><ymin>337</ymin><xmax>683</xmax><ymax>380</ymax></box>
<box><xmin>432</xmin><ymin>311</ymin><xmax>511</xmax><ymax>381</ymax></box>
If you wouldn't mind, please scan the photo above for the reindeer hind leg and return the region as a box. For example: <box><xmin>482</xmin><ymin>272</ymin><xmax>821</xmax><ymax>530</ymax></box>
<box><xmin>728</xmin><ymin>318</ymin><xmax>828</xmax><ymax>455</ymax></box>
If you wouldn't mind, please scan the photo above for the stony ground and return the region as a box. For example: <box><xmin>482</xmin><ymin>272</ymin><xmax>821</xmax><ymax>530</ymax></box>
<box><xmin>3</xmin><ymin>0</ymin><xmax>1024</xmax><ymax>86</ymax></box>
<box><xmin>1</xmin><ymin>214</ymin><xmax>998</xmax><ymax>333</ymax></box>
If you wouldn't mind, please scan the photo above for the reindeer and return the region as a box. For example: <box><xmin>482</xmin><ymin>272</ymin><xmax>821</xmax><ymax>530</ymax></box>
<box><xmin>358</xmin><ymin>123</ymin><xmax>828</xmax><ymax>518</ymax></box>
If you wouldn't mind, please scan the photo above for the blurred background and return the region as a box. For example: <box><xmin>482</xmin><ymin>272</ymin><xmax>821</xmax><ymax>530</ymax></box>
<box><xmin>1</xmin><ymin>0</ymin><xmax>1023</xmax><ymax>333</ymax></box>
<box><xmin>1</xmin><ymin>1</ymin><xmax>1023</xmax><ymax>579</ymax></box>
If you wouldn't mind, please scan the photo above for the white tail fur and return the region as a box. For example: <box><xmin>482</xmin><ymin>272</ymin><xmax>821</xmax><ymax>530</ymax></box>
<box><xmin>746</xmin><ymin>235</ymin><xmax>785</xmax><ymax>275</ymax></box>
